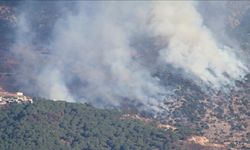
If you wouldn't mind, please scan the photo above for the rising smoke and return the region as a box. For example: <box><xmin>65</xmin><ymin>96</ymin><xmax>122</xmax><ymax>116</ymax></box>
<box><xmin>150</xmin><ymin>1</ymin><xmax>249</xmax><ymax>89</ymax></box>
<box><xmin>11</xmin><ymin>1</ymin><xmax>249</xmax><ymax>111</ymax></box>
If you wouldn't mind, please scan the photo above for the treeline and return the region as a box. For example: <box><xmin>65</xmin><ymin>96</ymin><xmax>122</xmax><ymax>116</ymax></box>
<box><xmin>0</xmin><ymin>98</ymin><xmax>192</xmax><ymax>150</ymax></box>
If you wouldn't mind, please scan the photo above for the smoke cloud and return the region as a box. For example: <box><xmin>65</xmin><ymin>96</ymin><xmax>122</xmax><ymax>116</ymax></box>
<box><xmin>150</xmin><ymin>1</ymin><xmax>249</xmax><ymax>89</ymax></box>
<box><xmin>10</xmin><ymin>1</ymin><xmax>249</xmax><ymax>111</ymax></box>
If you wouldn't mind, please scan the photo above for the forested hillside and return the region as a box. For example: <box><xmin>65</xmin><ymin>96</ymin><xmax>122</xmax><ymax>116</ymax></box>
<box><xmin>0</xmin><ymin>98</ymin><xmax>192</xmax><ymax>150</ymax></box>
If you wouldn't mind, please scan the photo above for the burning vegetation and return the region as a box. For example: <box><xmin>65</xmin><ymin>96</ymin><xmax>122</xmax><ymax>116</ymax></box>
<box><xmin>0</xmin><ymin>1</ymin><xmax>250</xmax><ymax>150</ymax></box>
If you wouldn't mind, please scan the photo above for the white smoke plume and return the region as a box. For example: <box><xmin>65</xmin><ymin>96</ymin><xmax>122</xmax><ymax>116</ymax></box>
<box><xmin>150</xmin><ymin>1</ymin><xmax>249</xmax><ymax>89</ymax></box>
<box><xmin>48</xmin><ymin>2</ymin><xmax>165</xmax><ymax>106</ymax></box>
<box><xmin>11</xmin><ymin>1</ymin><xmax>249</xmax><ymax>111</ymax></box>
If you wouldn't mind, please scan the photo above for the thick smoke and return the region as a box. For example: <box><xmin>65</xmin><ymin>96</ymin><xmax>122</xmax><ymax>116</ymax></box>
<box><xmin>150</xmin><ymin>1</ymin><xmax>248</xmax><ymax>89</ymax></box>
<box><xmin>11</xmin><ymin>1</ymin><xmax>249</xmax><ymax>111</ymax></box>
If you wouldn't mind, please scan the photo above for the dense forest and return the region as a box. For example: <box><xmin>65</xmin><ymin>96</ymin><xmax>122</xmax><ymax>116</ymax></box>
<box><xmin>0</xmin><ymin>98</ymin><xmax>192</xmax><ymax>150</ymax></box>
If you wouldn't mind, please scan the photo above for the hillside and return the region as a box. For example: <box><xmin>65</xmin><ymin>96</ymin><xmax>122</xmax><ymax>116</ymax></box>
<box><xmin>0</xmin><ymin>1</ymin><xmax>250</xmax><ymax>150</ymax></box>
<box><xmin>0</xmin><ymin>98</ymin><xmax>193</xmax><ymax>150</ymax></box>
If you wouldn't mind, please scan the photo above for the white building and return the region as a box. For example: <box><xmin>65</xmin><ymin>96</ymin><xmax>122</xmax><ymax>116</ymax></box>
<box><xmin>16</xmin><ymin>92</ymin><xmax>23</xmax><ymax>96</ymax></box>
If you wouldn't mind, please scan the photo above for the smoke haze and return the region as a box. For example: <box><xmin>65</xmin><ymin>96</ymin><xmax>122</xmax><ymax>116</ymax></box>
<box><xmin>10</xmin><ymin>1</ymin><xmax>249</xmax><ymax>111</ymax></box>
<box><xmin>151</xmin><ymin>1</ymin><xmax>248</xmax><ymax>89</ymax></box>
